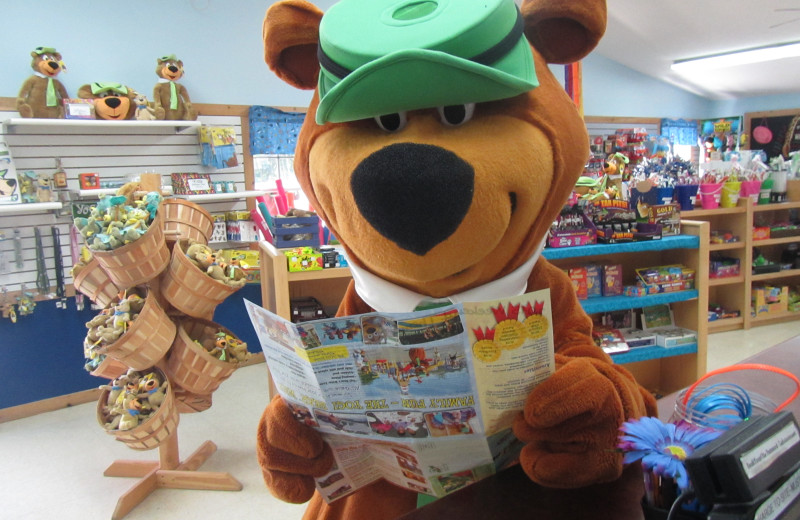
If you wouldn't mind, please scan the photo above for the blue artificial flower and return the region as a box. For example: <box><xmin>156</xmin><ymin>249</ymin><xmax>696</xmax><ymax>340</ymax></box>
<box><xmin>617</xmin><ymin>416</ymin><xmax>722</xmax><ymax>490</ymax></box>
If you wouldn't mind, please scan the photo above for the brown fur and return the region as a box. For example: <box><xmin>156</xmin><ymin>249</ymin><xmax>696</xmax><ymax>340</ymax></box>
<box><xmin>17</xmin><ymin>49</ymin><xmax>68</xmax><ymax>118</ymax></box>
<box><xmin>257</xmin><ymin>1</ymin><xmax>655</xmax><ymax>518</ymax></box>
<box><xmin>77</xmin><ymin>84</ymin><xmax>136</xmax><ymax>121</ymax></box>
<box><xmin>152</xmin><ymin>56</ymin><xmax>197</xmax><ymax>120</ymax></box>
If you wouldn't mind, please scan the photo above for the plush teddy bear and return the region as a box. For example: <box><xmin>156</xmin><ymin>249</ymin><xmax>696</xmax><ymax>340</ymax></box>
<box><xmin>132</xmin><ymin>91</ymin><xmax>158</xmax><ymax>121</ymax></box>
<box><xmin>77</xmin><ymin>83</ymin><xmax>136</xmax><ymax>121</ymax></box>
<box><xmin>153</xmin><ymin>55</ymin><xmax>197</xmax><ymax>121</ymax></box>
<box><xmin>257</xmin><ymin>1</ymin><xmax>656</xmax><ymax>519</ymax></box>
<box><xmin>17</xmin><ymin>46</ymin><xmax>69</xmax><ymax>119</ymax></box>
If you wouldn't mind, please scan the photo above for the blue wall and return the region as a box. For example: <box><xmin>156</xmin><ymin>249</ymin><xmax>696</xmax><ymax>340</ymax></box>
<box><xmin>2</xmin><ymin>0</ymin><xmax>797</xmax><ymax>118</ymax></box>
<box><xmin>0</xmin><ymin>285</ymin><xmax>263</xmax><ymax>409</ymax></box>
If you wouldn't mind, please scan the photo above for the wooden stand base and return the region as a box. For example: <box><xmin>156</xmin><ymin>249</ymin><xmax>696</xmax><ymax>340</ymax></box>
<box><xmin>104</xmin><ymin>431</ymin><xmax>242</xmax><ymax>519</ymax></box>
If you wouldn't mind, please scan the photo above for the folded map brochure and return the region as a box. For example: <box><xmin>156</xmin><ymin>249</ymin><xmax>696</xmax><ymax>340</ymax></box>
<box><xmin>244</xmin><ymin>289</ymin><xmax>555</xmax><ymax>503</ymax></box>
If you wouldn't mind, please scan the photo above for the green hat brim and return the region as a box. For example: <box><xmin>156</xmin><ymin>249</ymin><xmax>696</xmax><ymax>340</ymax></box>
<box><xmin>316</xmin><ymin>37</ymin><xmax>537</xmax><ymax>125</ymax></box>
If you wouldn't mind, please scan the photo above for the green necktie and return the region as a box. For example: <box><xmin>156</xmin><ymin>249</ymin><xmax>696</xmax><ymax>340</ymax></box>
<box><xmin>169</xmin><ymin>81</ymin><xmax>178</xmax><ymax>110</ymax></box>
<box><xmin>46</xmin><ymin>78</ymin><xmax>56</xmax><ymax>107</ymax></box>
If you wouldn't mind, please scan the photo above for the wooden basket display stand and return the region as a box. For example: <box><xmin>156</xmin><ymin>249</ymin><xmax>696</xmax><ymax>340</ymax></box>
<box><xmin>161</xmin><ymin>198</ymin><xmax>214</xmax><ymax>250</ymax></box>
<box><xmin>92</xmin><ymin>211</ymin><xmax>170</xmax><ymax>290</ymax></box>
<box><xmin>72</xmin><ymin>256</ymin><xmax>124</xmax><ymax>309</ymax></box>
<box><xmin>173</xmin><ymin>388</ymin><xmax>213</xmax><ymax>414</ymax></box>
<box><xmin>159</xmin><ymin>239</ymin><xmax>242</xmax><ymax>319</ymax></box>
<box><xmin>97</xmin><ymin>289</ymin><xmax>176</xmax><ymax>371</ymax></box>
<box><xmin>166</xmin><ymin>318</ymin><xmax>239</xmax><ymax>396</ymax></box>
<box><xmin>89</xmin><ymin>355</ymin><xmax>128</xmax><ymax>380</ymax></box>
<box><xmin>97</xmin><ymin>364</ymin><xmax>241</xmax><ymax>520</ymax></box>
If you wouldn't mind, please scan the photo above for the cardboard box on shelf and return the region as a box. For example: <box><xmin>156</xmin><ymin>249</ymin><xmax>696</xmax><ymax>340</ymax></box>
<box><xmin>649</xmin><ymin>326</ymin><xmax>697</xmax><ymax>348</ymax></box>
<box><xmin>752</xmin><ymin>285</ymin><xmax>789</xmax><ymax>316</ymax></box>
<box><xmin>618</xmin><ymin>328</ymin><xmax>657</xmax><ymax>348</ymax></box>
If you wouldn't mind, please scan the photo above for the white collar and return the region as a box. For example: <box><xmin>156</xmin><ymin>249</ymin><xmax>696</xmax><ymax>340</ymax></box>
<box><xmin>349</xmin><ymin>238</ymin><xmax>545</xmax><ymax>313</ymax></box>
<box><xmin>158</xmin><ymin>78</ymin><xmax>174</xmax><ymax>83</ymax></box>
<box><xmin>33</xmin><ymin>72</ymin><xmax>49</xmax><ymax>79</ymax></box>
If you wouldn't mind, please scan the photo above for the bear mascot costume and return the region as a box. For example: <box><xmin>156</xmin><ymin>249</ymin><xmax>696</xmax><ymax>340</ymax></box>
<box><xmin>257</xmin><ymin>0</ymin><xmax>656</xmax><ymax>518</ymax></box>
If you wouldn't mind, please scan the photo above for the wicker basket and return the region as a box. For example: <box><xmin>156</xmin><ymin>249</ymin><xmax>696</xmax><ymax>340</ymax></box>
<box><xmin>97</xmin><ymin>292</ymin><xmax>176</xmax><ymax>371</ymax></box>
<box><xmin>166</xmin><ymin>318</ymin><xmax>238</xmax><ymax>396</ymax></box>
<box><xmin>97</xmin><ymin>367</ymin><xmax>179</xmax><ymax>451</ymax></box>
<box><xmin>89</xmin><ymin>355</ymin><xmax>129</xmax><ymax>379</ymax></box>
<box><xmin>73</xmin><ymin>257</ymin><xmax>123</xmax><ymax>309</ymax></box>
<box><xmin>174</xmin><ymin>389</ymin><xmax>213</xmax><ymax>414</ymax></box>
<box><xmin>159</xmin><ymin>239</ymin><xmax>242</xmax><ymax>319</ymax></box>
<box><xmin>92</xmin><ymin>211</ymin><xmax>170</xmax><ymax>289</ymax></box>
<box><xmin>161</xmin><ymin>198</ymin><xmax>214</xmax><ymax>249</ymax></box>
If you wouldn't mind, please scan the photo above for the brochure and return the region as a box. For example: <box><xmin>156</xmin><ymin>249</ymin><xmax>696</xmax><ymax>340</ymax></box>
<box><xmin>244</xmin><ymin>289</ymin><xmax>555</xmax><ymax>503</ymax></box>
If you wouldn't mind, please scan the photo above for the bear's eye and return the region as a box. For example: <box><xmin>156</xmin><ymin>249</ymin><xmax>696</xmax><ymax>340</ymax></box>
<box><xmin>374</xmin><ymin>112</ymin><xmax>407</xmax><ymax>133</ymax></box>
<box><xmin>437</xmin><ymin>104</ymin><xmax>475</xmax><ymax>127</ymax></box>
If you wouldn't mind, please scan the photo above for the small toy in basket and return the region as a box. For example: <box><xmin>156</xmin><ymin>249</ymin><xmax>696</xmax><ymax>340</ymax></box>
<box><xmin>86</xmin><ymin>287</ymin><xmax>176</xmax><ymax>371</ymax></box>
<box><xmin>167</xmin><ymin>318</ymin><xmax>250</xmax><ymax>397</ymax></box>
<box><xmin>159</xmin><ymin>239</ymin><xmax>246</xmax><ymax>320</ymax></box>
<box><xmin>97</xmin><ymin>367</ymin><xmax>179</xmax><ymax>451</ymax></box>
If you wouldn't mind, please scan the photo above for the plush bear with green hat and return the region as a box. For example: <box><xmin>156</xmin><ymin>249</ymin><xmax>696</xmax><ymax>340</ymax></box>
<box><xmin>153</xmin><ymin>54</ymin><xmax>197</xmax><ymax>121</ymax></box>
<box><xmin>17</xmin><ymin>46</ymin><xmax>69</xmax><ymax>119</ymax></box>
<box><xmin>257</xmin><ymin>1</ymin><xmax>656</xmax><ymax>519</ymax></box>
<box><xmin>77</xmin><ymin>83</ymin><xmax>137</xmax><ymax>121</ymax></box>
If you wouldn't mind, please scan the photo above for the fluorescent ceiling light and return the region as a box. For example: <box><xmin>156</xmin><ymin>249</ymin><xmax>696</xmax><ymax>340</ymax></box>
<box><xmin>671</xmin><ymin>41</ymin><xmax>800</xmax><ymax>73</ymax></box>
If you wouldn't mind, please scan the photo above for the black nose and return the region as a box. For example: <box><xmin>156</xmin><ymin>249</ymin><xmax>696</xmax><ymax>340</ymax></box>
<box><xmin>47</xmin><ymin>61</ymin><xmax>59</xmax><ymax>70</ymax></box>
<box><xmin>104</xmin><ymin>97</ymin><xmax>122</xmax><ymax>109</ymax></box>
<box><xmin>168</xmin><ymin>65</ymin><xmax>179</xmax><ymax>73</ymax></box>
<box><xmin>351</xmin><ymin>143</ymin><xmax>474</xmax><ymax>256</ymax></box>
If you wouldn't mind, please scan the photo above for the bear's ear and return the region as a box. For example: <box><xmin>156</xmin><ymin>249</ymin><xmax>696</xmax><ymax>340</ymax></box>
<box><xmin>263</xmin><ymin>0</ymin><xmax>323</xmax><ymax>90</ymax></box>
<box><xmin>521</xmin><ymin>0</ymin><xmax>607</xmax><ymax>64</ymax></box>
<box><xmin>77</xmin><ymin>84</ymin><xmax>93</xmax><ymax>99</ymax></box>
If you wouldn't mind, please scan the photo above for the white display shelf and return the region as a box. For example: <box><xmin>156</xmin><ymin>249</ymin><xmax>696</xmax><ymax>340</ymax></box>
<box><xmin>79</xmin><ymin>187</ymin><xmax>175</xmax><ymax>198</ymax></box>
<box><xmin>172</xmin><ymin>190</ymin><xmax>267</xmax><ymax>202</ymax></box>
<box><xmin>2</xmin><ymin>117</ymin><xmax>201</xmax><ymax>134</ymax></box>
<box><xmin>0</xmin><ymin>202</ymin><xmax>62</xmax><ymax>215</ymax></box>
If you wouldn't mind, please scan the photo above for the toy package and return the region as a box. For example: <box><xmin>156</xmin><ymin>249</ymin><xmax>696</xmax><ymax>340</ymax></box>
<box><xmin>0</xmin><ymin>142</ymin><xmax>21</xmax><ymax>205</ymax></box>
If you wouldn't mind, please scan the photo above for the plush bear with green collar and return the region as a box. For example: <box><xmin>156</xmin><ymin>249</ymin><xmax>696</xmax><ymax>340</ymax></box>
<box><xmin>153</xmin><ymin>55</ymin><xmax>197</xmax><ymax>121</ymax></box>
<box><xmin>17</xmin><ymin>46</ymin><xmax>69</xmax><ymax>119</ymax></box>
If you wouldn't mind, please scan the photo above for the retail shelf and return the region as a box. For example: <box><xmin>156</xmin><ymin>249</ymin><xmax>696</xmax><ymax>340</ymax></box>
<box><xmin>611</xmin><ymin>343</ymin><xmax>697</xmax><ymax>365</ymax></box>
<box><xmin>709</xmin><ymin>242</ymin><xmax>744</xmax><ymax>252</ymax></box>
<box><xmin>750</xmin><ymin>311</ymin><xmax>800</xmax><ymax>325</ymax></box>
<box><xmin>751</xmin><ymin>268</ymin><xmax>800</xmax><ymax>282</ymax></box>
<box><xmin>708</xmin><ymin>316</ymin><xmax>744</xmax><ymax>333</ymax></box>
<box><xmin>709</xmin><ymin>275</ymin><xmax>745</xmax><ymax>286</ymax></box>
<box><xmin>579</xmin><ymin>289</ymin><xmax>698</xmax><ymax>314</ymax></box>
<box><xmin>0</xmin><ymin>202</ymin><xmax>62</xmax><ymax>214</ymax></box>
<box><xmin>2</xmin><ymin>117</ymin><xmax>201</xmax><ymax>134</ymax></box>
<box><xmin>682</xmin><ymin>206</ymin><xmax>747</xmax><ymax>218</ymax></box>
<box><xmin>288</xmin><ymin>267</ymin><xmax>352</xmax><ymax>282</ymax></box>
<box><xmin>79</xmin><ymin>187</ymin><xmax>175</xmax><ymax>198</ymax></box>
<box><xmin>752</xmin><ymin>236</ymin><xmax>800</xmax><ymax>247</ymax></box>
<box><xmin>172</xmin><ymin>190</ymin><xmax>267</xmax><ymax>202</ymax></box>
<box><xmin>752</xmin><ymin>201</ymin><xmax>800</xmax><ymax>212</ymax></box>
<box><xmin>541</xmin><ymin>234</ymin><xmax>699</xmax><ymax>260</ymax></box>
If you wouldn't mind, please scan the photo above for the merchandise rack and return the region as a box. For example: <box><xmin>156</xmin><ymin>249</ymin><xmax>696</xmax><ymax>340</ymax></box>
<box><xmin>542</xmin><ymin>220</ymin><xmax>708</xmax><ymax>395</ymax></box>
<box><xmin>682</xmin><ymin>198</ymin><xmax>800</xmax><ymax>331</ymax></box>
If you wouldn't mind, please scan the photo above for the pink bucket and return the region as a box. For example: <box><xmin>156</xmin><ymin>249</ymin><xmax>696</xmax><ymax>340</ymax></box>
<box><xmin>740</xmin><ymin>180</ymin><xmax>762</xmax><ymax>206</ymax></box>
<box><xmin>699</xmin><ymin>183</ymin><xmax>722</xmax><ymax>209</ymax></box>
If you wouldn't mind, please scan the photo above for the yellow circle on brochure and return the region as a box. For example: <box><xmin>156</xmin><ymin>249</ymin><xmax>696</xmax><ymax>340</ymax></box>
<box><xmin>472</xmin><ymin>339</ymin><xmax>501</xmax><ymax>363</ymax></box>
<box><xmin>524</xmin><ymin>315</ymin><xmax>549</xmax><ymax>339</ymax></box>
<box><xmin>494</xmin><ymin>319</ymin><xmax>525</xmax><ymax>350</ymax></box>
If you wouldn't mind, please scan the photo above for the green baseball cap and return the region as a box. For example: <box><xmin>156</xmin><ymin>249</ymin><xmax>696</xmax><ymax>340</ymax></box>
<box><xmin>316</xmin><ymin>0</ymin><xmax>538</xmax><ymax>124</ymax></box>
